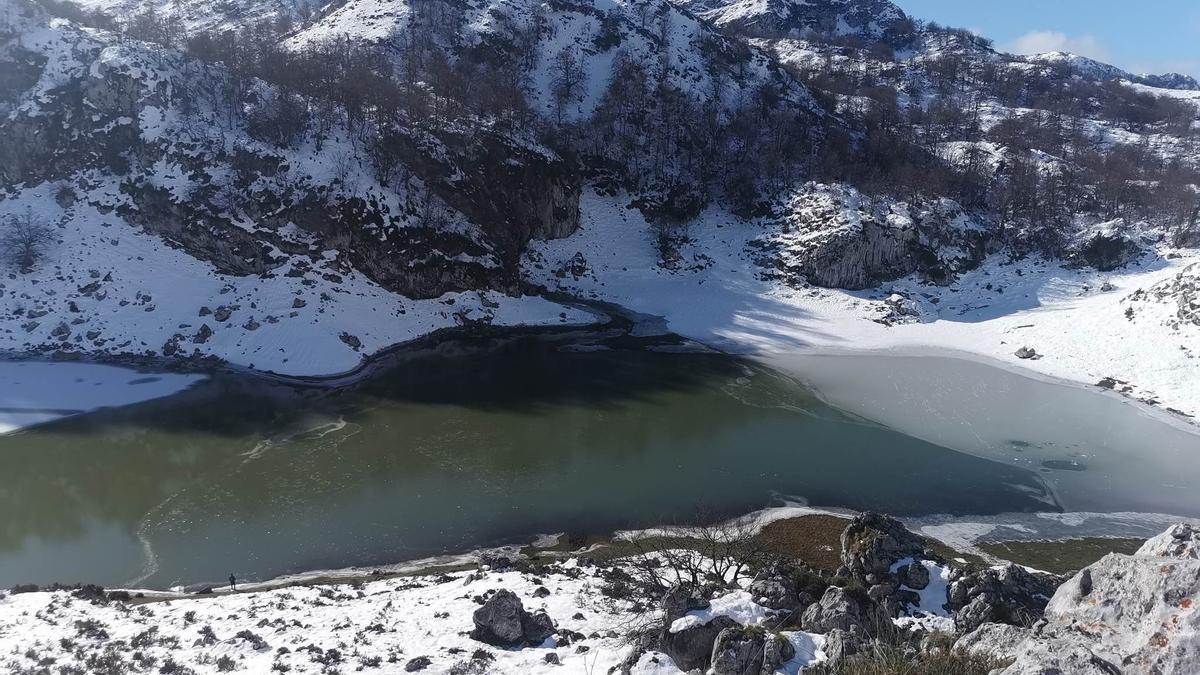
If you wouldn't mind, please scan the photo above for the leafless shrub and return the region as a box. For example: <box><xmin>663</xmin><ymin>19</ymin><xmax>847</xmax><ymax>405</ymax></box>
<box><xmin>625</xmin><ymin>515</ymin><xmax>771</xmax><ymax>593</ymax></box>
<box><xmin>1</xmin><ymin>210</ymin><xmax>56</xmax><ymax>273</ymax></box>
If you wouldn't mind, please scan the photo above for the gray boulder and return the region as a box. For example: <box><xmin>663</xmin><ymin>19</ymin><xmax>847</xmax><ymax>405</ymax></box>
<box><xmin>800</xmin><ymin>586</ymin><xmax>880</xmax><ymax>635</ymax></box>
<box><xmin>470</xmin><ymin>589</ymin><xmax>557</xmax><ymax>648</ymax></box>
<box><xmin>192</xmin><ymin>323</ymin><xmax>213</xmax><ymax>344</ymax></box>
<box><xmin>1014</xmin><ymin>346</ymin><xmax>1040</xmax><ymax>360</ymax></box>
<box><xmin>709</xmin><ymin>626</ymin><xmax>795</xmax><ymax>675</ymax></box>
<box><xmin>662</xmin><ymin>616</ymin><xmax>737</xmax><ymax>672</ymax></box>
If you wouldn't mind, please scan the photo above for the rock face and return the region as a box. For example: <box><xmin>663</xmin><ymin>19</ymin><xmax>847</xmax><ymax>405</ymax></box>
<box><xmin>754</xmin><ymin>185</ymin><xmax>991</xmax><ymax>291</ymax></box>
<box><xmin>959</xmin><ymin>524</ymin><xmax>1200</xmax><ymax>674</ymax></box>
<box><xmin>470</xmin><ymin>589</ymin><xmax>557</xmax><ymax>648</ymax></box>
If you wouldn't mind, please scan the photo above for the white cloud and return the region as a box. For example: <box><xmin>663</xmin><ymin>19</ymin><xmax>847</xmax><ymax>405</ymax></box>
<box><xmin>1003</xmin><ymin>30</ymin><xmax>1110</xmax><ymax>61</ymax></box>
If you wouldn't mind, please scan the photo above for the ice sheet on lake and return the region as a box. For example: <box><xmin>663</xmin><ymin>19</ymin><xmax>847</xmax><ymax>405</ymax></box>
<box><xmin>0</xmin><ymin>361</ymin><xmax>204</xmax><ymax>434</ymax></box>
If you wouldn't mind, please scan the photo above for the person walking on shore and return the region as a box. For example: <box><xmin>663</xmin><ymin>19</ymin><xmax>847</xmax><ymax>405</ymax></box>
<box><xmin>228</xmin><ymin>574</ymin><xmax>236</xmax><ymax>592</ymax></box>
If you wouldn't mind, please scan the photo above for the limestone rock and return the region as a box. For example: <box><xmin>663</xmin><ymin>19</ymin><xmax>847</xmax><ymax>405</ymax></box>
<box><xmin>958</xmin><ymin>523</ymin><xmax>1200</xmax><ymax>674</ymax></box>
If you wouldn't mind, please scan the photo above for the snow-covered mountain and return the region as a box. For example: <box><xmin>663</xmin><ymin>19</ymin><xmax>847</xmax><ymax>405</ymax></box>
<box><xmin>1027</xmin><ymin>51</ymin><xmax>1200</xmax><ymax>91</ymax></box>
<box><xmin>1</xmin><ymin>0</ymin><xmax>1199</xmax><ymax>411</ymax></box>
<box><xmin>68</xmin><ymin>0</ymin><xmax>319</xmax><ymax>33</ymax></box>
<box><xmin>675</xmin><ymin>0</ymin><xmax>915</xmax><ymax>46</ymax></box>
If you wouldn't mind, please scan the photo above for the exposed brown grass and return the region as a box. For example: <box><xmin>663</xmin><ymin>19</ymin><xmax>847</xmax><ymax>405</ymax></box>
<box><xmin>754</xmin><ymin>515</ymin><xmax>851</xmax><ymax>571</ymax></box>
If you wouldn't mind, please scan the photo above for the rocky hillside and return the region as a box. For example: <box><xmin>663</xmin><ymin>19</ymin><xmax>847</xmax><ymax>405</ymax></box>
<box><xmin>0</xmin><ymin>0</ymin><xmax>1198</xmax><ymax>389</ymax></box>
<box><xmin>675</xmin><ymin>0</ymin><xmax>916</xmax><ymax>46</ymax></box>
<box><xmin>2</xmin><ymin>513</ymin><xmax>1196</xmax><ymax>674</ymax></box>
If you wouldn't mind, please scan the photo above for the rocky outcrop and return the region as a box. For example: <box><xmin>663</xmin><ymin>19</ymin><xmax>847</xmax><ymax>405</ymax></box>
<box><xmin>947</xmin><ymin>564</ymin><xmax>1061</xmax><ymax>634</ymax></box>
<box><xmin>840</xmin><ymin>512</ymin><xmax>928</xmax><ymax>578</ymax></box>
<box><xmin>1066</xmin><ymin>219</ymin><xmax>1145</xmax><ymax>271</ymax></box>
<box><xmin>959</xmin><ymin>523</ymin><xmax>1200</xmax><ymax>674</ymax></box>
<box><xmin>661</xmin><ymin>584</ymin><xmax>713</xmax><ymax>629</ymax></box>
<box><xmin>1133</xmin><ymin>263</ymin><xmax>1200</xmax><ymax>329</ymax></box>
<box><xmin>657</xmin><ymin>584</ymin><xmax>730</xmax><ymax>671</ymax></box>
<box><xmin>755</xmin><ymin>185</ymin><xmax>991</xmax><ymax>291</ymax></box>
<box><xmin>470</xmin><ymin>589</ymin><xmax>557</xmax><ymax>648</ymax></box>
<box><xmin>747</xmin><ymin>562</ymin><xmax>828</xmax><ymax>618</ymax></box>
<box><xmin>710</xmin><ymin>626</ymin><xmax>795</xmax><ymax>675</ymax></box>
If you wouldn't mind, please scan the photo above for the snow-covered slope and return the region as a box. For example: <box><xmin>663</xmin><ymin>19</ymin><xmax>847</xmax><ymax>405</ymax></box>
<box><xmin>0</xmin><ymin>182</ymin><xmax>589</xmax><ymax>376</ymax></box>
<box><xmin>70</xmin><ymin>0</ymin><xmax>319</xmax><ymax>34</ymax></box>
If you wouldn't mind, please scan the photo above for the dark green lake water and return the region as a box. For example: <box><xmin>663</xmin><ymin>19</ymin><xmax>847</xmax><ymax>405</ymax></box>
<box><xmin>0</xmin><ymin>335</ymin><xmax>1195</xmax><ymax>589</ymax></box>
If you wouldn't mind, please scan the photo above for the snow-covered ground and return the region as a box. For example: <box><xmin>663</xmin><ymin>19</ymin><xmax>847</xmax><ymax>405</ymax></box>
<box><xmin>0</xmin><ymin>183</ymin><xmax>592</xmax><ymax>378</ymax></box>
<box><xmin>0</xmin><ymin>361</ymin><xmax>202</xmax><ymax>434</ymax></box>
<box><xmin>0</xmin><ymin>558</ymin><xmax>825</xmax><ymax>675</ymax></box>
<box><xmin>525</xmin><ymin>189</ymin><xmax>1200</xmax><ymax>420</ymax></box>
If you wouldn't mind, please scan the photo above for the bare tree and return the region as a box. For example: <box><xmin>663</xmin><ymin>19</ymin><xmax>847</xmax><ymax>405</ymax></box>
<box><xmin>1</xmin><ymin>210</ymin><xmax>56</xmax><ymax>273</ymax></box>
<box><xmin>550</xmin><ymin>47</ymin><xmax>584</xmax><ymax>123</ymax></box>
<box><xmin>625</xmin><ymin>515</ymin><xmax>770</xmax><ymax>593</ymax></box>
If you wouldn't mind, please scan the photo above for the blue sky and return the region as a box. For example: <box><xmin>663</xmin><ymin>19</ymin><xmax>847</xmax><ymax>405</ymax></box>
<box><xmin>896</xmin><ymin>0</ymin><xmax>1200</xmax><ymax>79</ymax></box>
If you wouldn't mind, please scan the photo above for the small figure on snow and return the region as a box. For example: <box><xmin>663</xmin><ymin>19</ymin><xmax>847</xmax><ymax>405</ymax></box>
<box><xmin>229</xmin><ymin>574</ymin><xmax>236</xmax><ymax>591</ymax></box>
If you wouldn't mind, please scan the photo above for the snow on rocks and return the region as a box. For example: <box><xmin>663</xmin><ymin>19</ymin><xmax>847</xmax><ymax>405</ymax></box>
<box><xmin>0</xmin><ymin>561</ymin><xmax>648</xmax><ymax>675</ymax></box>
<box><xmin>668</xmin><ymin>590</ymin><xmax>775</xmax><ymax>633</ymax></box>
<box><xmin>889</xmin><ymin>558</ymin><xmax>954</xmax><ymax>633</ymax></box>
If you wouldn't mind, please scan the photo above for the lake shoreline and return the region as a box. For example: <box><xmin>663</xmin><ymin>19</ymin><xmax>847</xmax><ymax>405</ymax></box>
<box><xmin>3</xmin><ymin>288</ymin><xmax>1197</xmax><ymax>437</ymax></box>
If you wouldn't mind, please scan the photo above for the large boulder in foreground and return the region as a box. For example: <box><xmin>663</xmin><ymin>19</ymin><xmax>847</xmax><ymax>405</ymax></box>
<box><xmin>662</xmin><ymin>616</ymin><xmax>738</xmax><ymax>672</ymax></box>
<box><xmin>470</xmin><ymin>589</ymin><xmax>556</xmax><ymax>647</ymax></box>
<box><xmin>958</xmin><ymin>523</ymin><xmax>1200</xmax><ymax>674</ymax></box>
